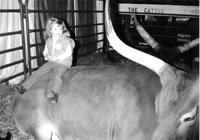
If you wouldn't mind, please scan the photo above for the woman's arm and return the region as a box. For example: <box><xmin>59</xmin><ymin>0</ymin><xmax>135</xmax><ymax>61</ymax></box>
<box><xmin>57</xmin><ymin>44</ymin><xmax>73</xmax><ymax>61</ymax></box>
<box><xmin>43</xmin><ymin>44</ymin><xmax>49</xmax><ymax>60</ymax></box>
<box><xmin>56</xmin><ymin>39</ymin><xmax>75</xmax><ymax>61</ymax></box>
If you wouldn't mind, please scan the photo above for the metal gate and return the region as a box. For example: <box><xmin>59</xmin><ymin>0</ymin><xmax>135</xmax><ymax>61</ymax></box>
<box><xmin>0</xmin><ymin>0</ymin><xmax>27</xmax><ymax>83</ymax></box>
<box><xmin>0</xmin><ymin>0</ymin><xmax>106</xmax><ymax>84</ymax></box>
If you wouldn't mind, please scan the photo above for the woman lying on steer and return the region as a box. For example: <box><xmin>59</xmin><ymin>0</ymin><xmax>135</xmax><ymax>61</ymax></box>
<box><xmin>20</xmin><ymin>17</ymin><xmax>75</xmax><ymax>103</ymax></box>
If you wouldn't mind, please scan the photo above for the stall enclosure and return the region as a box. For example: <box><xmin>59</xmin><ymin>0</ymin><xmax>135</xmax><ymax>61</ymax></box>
<box><xmin>114</xmin><ymin>0</ymin><xmax>199</xmax><ymax>71</ymax></box>
<box><xmin>0</xmin><ymin>0</ymin><xmax>106</xmax><ymax>84</ymax></box>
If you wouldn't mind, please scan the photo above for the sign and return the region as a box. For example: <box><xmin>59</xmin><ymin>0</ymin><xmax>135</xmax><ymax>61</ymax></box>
<box><xmin>118</xmin><ymin>4</ymin><xmax>199</xmax><ymax>16</ymax></box>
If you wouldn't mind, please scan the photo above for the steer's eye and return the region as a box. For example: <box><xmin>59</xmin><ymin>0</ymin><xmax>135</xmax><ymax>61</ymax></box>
<box><xmin>180</xmin><ymin>107</ymin><xmax>198</xmax><ymax>123</ymax></box>
<box><xmin>182</xmin><ymin>116</ymin><xmax>195</xmax><ymax>122</ymax></box>
<box><xmin>177</xmin><ymin>107</ymin><xmax>198</xmax><ymax>136</ymax></box>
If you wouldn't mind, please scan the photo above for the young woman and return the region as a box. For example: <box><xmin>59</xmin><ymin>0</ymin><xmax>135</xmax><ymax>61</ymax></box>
<box><xmin>21</xmin><ymin>17</ymin><xmax>75</xmax><ymax>103</ymax></box>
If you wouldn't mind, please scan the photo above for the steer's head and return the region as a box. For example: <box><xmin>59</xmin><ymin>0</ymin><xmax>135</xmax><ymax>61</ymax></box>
<box><xmin>105</xmin><ymin>0</ymin><xmax>199</xmax><ymax>140</ymax></box>
<box><xmin>153</xmin><ymin>73</ymin><xmax>199</xmax><ymax>140</ymax></box>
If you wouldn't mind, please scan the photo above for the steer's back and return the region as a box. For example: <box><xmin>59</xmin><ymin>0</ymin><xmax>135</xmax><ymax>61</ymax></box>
<box><xmin>13</xmin><ymin>66</ymin><xmax>162</xmax><ymax>140</ymax></box>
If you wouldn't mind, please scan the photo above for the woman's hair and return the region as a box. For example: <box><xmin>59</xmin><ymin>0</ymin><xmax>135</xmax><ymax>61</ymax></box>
<box><xmin>45</xmin><ymin>17</ymin><xmax>70</xmax><ymax>39</ymax></box>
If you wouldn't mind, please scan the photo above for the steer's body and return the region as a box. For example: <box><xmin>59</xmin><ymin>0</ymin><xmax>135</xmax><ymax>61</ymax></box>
<box><xmin>13</xmin><ymin>66</ymin><xmax>161</xmax><ymax>140</ymax></box>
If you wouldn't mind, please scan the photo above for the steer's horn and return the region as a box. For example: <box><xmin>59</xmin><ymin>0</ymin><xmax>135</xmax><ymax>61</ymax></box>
<box><xmin>177</xmin><ymin>38</ymin><xmax>199</xmax><ymax>53</ymax></box>
<box><xmin>134</xmin><ymin>15</ymin><xmax>199</xmax><ymax>54</ymax></box>
<box><xmin>105</xmin><ymin>0</ymin><xmax>177</xmax><ymax>84</ymax></box>
<box><xmin>133</xmin><ymin>15</ymin><xmax>162</xmax><ymax>52</ymax></box>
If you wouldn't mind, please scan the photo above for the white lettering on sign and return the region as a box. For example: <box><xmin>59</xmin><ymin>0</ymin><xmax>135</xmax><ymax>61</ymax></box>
<box><xmin>119</xmin><ymin>4</ymin><xmax>199</xmax><ymax>16</ymax></box>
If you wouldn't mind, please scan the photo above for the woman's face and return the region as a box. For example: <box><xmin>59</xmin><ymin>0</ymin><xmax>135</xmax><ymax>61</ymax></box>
<box><xmin>51</xmin><ymin>23</ymin><xmax>63</xmax><ymax>38</ymax></box>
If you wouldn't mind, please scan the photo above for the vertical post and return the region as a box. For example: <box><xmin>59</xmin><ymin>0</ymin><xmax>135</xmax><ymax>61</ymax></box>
<box><xmin>73</xmin><ymin>0</ymin><xmax>77</xmax><ymax>36</ymax></box>
<box><xmin>171</xmin><ymin>17</ymin><xmax>176</xmax><ymax>45</ymax></box>
<box><xmin>102</xmin><ymin>0</ymin><xmax>108</xmax><ymax>53</ymax></box>
<box><xmin>24</xmin><ymin>0</ymin><xmax>32</xmax><ymax>75</ymax></box>
<box><xmin>72</xmin><ymin>0</ymin><xmax>78</xmax><ymax>66</ymax></box>
<box><xmin>18</xmin><ymin>0</ymin><xmax>28</xmax><ymax>78</ymax></box>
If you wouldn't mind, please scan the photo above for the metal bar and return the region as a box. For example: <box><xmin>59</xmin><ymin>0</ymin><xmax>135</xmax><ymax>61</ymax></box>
<box><xmin>79</xmin><ymin>39</ymin><xmax>104</xmax><ymax>47</ymax></box>
<box><xmin>72</xmin><ymin>23</ymin><xmax>104</xmax><ymax>28</ymax></box>
<box><xmin>31</xmin><ymin>55</ymin><xmax>44</xmax><ymax>60</ymax></box>
<box><xmin>25</xmin><ymin>0</ymin><xmax>32</xmax><ymax>75</ymax></box>
<box><xmin>0</xmin><ymin>46</ymin><xmax>23</xmax><ymax>54</ymax></box>
<box><xmin>28</xmin><ymin>9</ymin><xmax>104</xmax><ymax>13</ymax></box>
<box><xmin>18</xmin><ymin>0</ymin><xmax>28</xmax><ymax>78</ymax></box>
<box><xmin>0</xmin><ymin>31</ymin><xmax>22</xmax><ymax>37</ymax></box>
<box><xmin>0</xmin><ymin>9</ymin><xmax>20</xmax><ymax>12</ymax></box>
<box><xmin>72</xmin><ymin>0</ymin><xmax>76</xmax><ymax>36</ymax></box>
<box><xmin>117</xmin><ymin>1</ymin><xmax>199</xmax><ymax>6</ymax></box>
<box><xmin>29</xmin><ymin>28</ymin><xmax>45</xmax><ymax>33</ymax></box>
<box><xmin>29</xmin><ymin>42</ymin><xmax>45</xmax><ymax>48</ymax></box>
<box><xmin>102</xmin><ymin>0</ymin><xmax>108</xmax><ymax>53</ymax></box>
<box><xmin>0</xmin><ymin>60</ymin><xmax>24</xmax><ymax>69</ymax></box>
<box><xmin>75</xmin><ymin>32</ymin><xmax>104</xmax><ymax>39</ymax></box>
<box><xmin>0</xmin><ymin>72</ymin><xmax>25</xmax><ymax>84</ymax></box>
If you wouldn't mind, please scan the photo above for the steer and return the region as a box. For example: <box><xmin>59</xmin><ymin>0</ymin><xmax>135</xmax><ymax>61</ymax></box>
<box><xmin>12</xmin><ymin>0</ymin><xmax>199</xmax><ymax>140</ymax></box>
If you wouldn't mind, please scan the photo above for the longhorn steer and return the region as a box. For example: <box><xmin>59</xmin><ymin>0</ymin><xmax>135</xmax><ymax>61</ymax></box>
<box><xmin>12</xmin><ymin>0</ymin><xmax>199</xmax><ymax>140</ymax></box>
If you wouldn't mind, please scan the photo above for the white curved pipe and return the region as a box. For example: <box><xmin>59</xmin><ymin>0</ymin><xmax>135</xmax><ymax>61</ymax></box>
<box><xmin>105</xmin><ymin>0</ymin><xmax>169</xmax><ymax>76</ymax></box>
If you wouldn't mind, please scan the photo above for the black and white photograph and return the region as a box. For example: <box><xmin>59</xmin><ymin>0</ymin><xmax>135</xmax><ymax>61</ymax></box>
<box><xmin>0</xmin><ymin>0</ymin><xmax>199</xmax><ymax>139</ymax></box>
